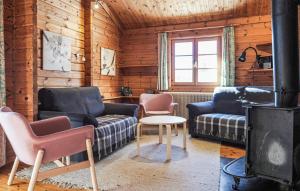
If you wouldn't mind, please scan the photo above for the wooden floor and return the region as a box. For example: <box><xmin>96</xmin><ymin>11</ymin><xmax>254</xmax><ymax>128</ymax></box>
<box><xmin>0</xmin><ymin>143</ymin><xmax>245</xmax><ymax>191</ymax></box>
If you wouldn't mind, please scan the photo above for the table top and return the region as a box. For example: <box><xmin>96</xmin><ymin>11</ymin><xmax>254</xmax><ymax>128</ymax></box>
<box><xmin>139</xmin><ymin>115</ymin><xmax>186</xmax><ymax>125</ymax></box>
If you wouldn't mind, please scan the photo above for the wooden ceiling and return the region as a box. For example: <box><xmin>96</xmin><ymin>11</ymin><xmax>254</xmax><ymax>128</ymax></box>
<box><xmin>103</xmin><ymin>0</ymin><xmax>271</xmax><ymax>29</ymax></box>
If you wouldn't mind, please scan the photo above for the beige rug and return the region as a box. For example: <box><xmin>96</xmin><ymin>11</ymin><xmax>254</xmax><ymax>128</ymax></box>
<box><xmin>16</xmin><ymin>133</ymin><xmax>221</xmax><ymax>191</ymax></box>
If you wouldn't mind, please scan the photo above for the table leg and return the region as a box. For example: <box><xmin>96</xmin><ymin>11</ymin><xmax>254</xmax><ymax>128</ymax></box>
<box><xmin>183</xmin><ymin>122</ymin><xmax>187</xmax><ymax>149</ymax></box>
<box><xmin>137</xmin><ymin>123</ymin><xmax>141</xmax><ymax>156</ymax></box>
<box><xmin>159</xmin><ymin>124</ymin><xmax>163</xmax><ymax>144</ymax></box>
<box><xmin>166</xmin><ymin>124</ymin><xmax>172</xmax><ymax>161</ymax></box>
<box><xmin>175</xmin><ymin>124</ymin><xmax>178</xmax><ymax>136</ymax></box>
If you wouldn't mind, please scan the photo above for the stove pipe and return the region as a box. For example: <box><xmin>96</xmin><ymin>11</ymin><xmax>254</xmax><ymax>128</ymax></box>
<box><xmin>272</xmin><ymin>0</ymin><xmax>299</xmax><ymax>108</ymax></box>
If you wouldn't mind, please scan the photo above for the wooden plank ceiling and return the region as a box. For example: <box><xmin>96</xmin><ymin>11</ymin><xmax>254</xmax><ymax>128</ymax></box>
<box><xmin>103</xmin><ymin>0</ymin><xmax>271</xmax><ymax>29</ymax></box>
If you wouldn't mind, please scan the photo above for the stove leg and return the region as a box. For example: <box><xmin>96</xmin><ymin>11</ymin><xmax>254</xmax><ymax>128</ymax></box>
<box><xmin>232</xmin><ymin>177</ymin><xmax>240</xmax><ymax>191</ymax></box>
<box><xmin>289</xmin><ymin>184</ymin><xmax>296</xmax><ymax>191</ymax></box>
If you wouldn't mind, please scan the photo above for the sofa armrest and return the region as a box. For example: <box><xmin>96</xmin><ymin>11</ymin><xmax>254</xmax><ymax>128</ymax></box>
<box><xmin>186</xmin><ymin>101</ymin><xmax>214</xmax><ymax>115</ymax></box>
<box><xmin>103</xmin><ymin>103</ymin><xmax>139</xmax><ymax>118</ymax></box>
<box><xmin>38</xmin><ymin>111</ymin><xmax>97</xmax><ymax>128</ymax></box>
<box><xmin>186</xmin><ymin>101</ymin><xmax>214</xmax><ymax>135</ymax></box>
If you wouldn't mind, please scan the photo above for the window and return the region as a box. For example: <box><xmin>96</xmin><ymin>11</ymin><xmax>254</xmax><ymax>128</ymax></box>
<box><xmin>171</xmin><ymin>37</ymin><xmax>221</xmax><ymax>86</ymax></box>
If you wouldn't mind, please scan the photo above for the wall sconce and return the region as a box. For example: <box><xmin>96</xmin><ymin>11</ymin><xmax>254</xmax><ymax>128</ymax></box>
<box><xmin>94</xmin><ymin>0</ymin><xmax>100</xmax><ymax>9</ymax></box>
<box><xmin>74</xmin><ymin>53</ymin><xmax>86</xmax><ymax>62</ymax></box>
<box><xmin>238</xmin><ymin>46</ymin><xmax>261</xmax><ymax>68</ymax></box>
<box><xmin>238</xmin><ymin>46</ymin><xmax>261</xmax><ymax>86</ymax></box>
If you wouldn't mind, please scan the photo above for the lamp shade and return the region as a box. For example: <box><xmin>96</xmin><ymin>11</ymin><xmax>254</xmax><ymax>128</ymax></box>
<box><xmin>238</xmin><ymin>51</ymin><xmax>247</xmax><ymax>62</ymax></box>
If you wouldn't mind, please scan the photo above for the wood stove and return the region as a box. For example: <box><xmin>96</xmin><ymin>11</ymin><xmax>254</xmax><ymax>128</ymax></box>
<box><xmin>245</xmin><ymin>0</ymin><xmax>300</xmax><ymax>188</ymax></box>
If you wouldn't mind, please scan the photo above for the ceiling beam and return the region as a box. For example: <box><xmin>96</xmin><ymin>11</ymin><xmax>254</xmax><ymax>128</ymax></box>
<box><xmin>98</xmin><ymin>0</ymin><xmax>124</xmax><ymax>32</ymax></box>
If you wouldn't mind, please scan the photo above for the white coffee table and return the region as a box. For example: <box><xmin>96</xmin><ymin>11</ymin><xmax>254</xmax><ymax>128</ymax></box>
<box><xmin>136</xmin><ymin>115</ymin><xmax>187</xmax><ymax>161</ymax></box>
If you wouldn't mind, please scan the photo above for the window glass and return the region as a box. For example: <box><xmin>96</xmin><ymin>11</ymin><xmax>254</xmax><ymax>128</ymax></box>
<box><xmin>198</xmin><ymin>40</ymin><xmax>218</xmax><ymax>55</ymax></box>
<box><xmin>175</xmin><ymin>70</ymin><xmax>193</xmax><ymax>82</ymax></box>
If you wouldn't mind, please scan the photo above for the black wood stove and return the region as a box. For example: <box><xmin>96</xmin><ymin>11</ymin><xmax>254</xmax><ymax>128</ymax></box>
<box><xmin>224</xmin><ymin>0</ymin><xmax>300</xmax><ymax>190</ymax></box>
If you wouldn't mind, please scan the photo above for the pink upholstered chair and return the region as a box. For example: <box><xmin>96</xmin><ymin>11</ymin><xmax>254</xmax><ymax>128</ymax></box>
<box><xmin>139</xmin><ymin>93</ymin><xmax>178</xmax><ymax>135</ymax></box>
<box><xmin>0</xmin><ymin>107</ymin><xmax>99</xmax><ymax>191</ymax></box>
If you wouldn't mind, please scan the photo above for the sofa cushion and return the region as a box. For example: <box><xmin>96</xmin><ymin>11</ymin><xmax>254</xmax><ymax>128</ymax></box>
<box><xmin>195</xmin><ymin>113</ymin><xmax>247</xmax><ymax>144</ymax></box>
<box><xmin>212</xmin><ymin>87</ymin><xmax>245</xmax><ymax>115</ymax></box>
<box><xmin>244</xmin><ymin>87</ymin><xmax>273</xmax><ymax>104</ymax></box>
<box><xmin>94</xmin><ymin>115</ymin><xmax>137</xmax><ymax>158</ymax></box>
<box><xmin>79</xmin><ymin>87</ymin><xmax>105</xmax><ymax>117</ymax></box>
<box><xmin>38</xmin><ymin>88</ymin><xmax>87</xmax><ymax>114</ymax></box>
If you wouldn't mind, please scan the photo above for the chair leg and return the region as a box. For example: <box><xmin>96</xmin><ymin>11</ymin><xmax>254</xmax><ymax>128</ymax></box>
<box><xmin>61</xmin><ymin>157</ymin><xmax>65</xmax><ymax>164</ymax></box>
<box><xmin>66</xmin><ymin>156</ymin><xmax>71</xmax><ymax>166</ymax></box>
<box><xmin>28</xmin><ymin>150</ymin><xmax>44</xmax><ymax>191</ymax></box>
<box><xmin>86</xmin><ymin>139</ymin><xmax>99</xmax><ymax>191</ymax></box>
<box><xmin>7</xmin><ymin>157</ymin><xmax>19</xmax><ymax>186</ymax></box>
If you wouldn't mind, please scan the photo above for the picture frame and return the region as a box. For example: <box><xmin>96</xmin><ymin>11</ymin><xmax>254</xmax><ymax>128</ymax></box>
<box><xmin>101</xmin><ymin>47</ymin><xmax>116</xmax><ymax>76</ymax></box>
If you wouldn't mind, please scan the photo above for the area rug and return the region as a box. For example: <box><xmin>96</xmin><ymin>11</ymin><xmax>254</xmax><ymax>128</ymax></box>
<box><xmin>16</xmin><ymin>133</ymin><xmax>221</xmax><ymax>191</ymax></box>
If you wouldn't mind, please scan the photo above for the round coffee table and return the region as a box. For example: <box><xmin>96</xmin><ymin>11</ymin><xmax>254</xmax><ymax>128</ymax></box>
<box><xmin>136</xmin><ymin>115</ymin><xmax>187</xmax><ymax>161</ymax></box>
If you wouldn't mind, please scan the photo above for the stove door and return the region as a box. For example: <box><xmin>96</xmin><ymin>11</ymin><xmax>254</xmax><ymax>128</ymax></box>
<box><xmin>246</xmin><ymin>107</ymin><xmax>293</xmax><ymax>184</ymax></box>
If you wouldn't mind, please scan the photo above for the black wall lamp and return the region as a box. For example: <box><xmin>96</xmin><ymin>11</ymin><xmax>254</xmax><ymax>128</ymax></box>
<box><xmin>238</xmin><ymin>47</ymin><xmax>261</xmax><ymax>68</ymax></box>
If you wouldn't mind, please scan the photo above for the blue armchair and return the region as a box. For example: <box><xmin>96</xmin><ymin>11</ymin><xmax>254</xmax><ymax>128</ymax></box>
<box><xmin>187</xmin><ymin>86</ymin><xmax>273</xmax><ymax>145</ymax></box>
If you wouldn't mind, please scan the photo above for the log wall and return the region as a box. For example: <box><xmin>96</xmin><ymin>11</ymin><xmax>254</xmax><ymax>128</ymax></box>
<box><xmin>121</xmin><ymin>15</ymin><xmax>273</xmax><ymax>95</ymax></box>
<box><xmin>84</xmin><ymin>2</ymin><xmax>122</xmax><ymax>98</ymax></box>
<box><xmin>37</xmin><ymin>0</ymin><xmax>121</xmax><ymax>98</ymax></box>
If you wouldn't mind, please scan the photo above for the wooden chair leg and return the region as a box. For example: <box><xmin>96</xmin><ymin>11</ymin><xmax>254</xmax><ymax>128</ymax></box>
<box><xmin>61</xmin><ymin>157</ymin><xmax>65</xmax><ymax>164</ymax></box>
<box><xmin>137</xmin><ymin>123</ymin><xmax>141</xmax><ymax>156</ymax></box>
<box><xmin>28</xmin><ymin>150</ymin><xmax>44</xmax><ymax>191</ymax></box>
<box><xmin>86</xmin><ymin>139</ymin><xmax>99</xmax><ymax>191</ymax></box>
<box><xmin>66</xmin><ymin>156</ymin><xmax>71</xmax><ymax>166</ymax></box>
<box><xmin>7</xmin><ymin>157</ymin><xmax>19</xmax><ymax>185</ymax></box>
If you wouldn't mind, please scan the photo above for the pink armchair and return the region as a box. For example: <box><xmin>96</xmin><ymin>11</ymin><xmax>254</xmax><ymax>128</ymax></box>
<box><xmin>139</xmin><ymin>93</ymin><xmax>178</xmax><ymax>135</ymax></box>
<box><xmin>0</xmin><ymin>107</ymin><xmax>99</xmax><ymax>191</ymax></box>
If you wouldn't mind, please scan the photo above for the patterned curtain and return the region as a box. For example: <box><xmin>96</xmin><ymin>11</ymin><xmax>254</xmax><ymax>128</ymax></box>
<box><xmin>0</xmin><ymin>0</ymin><xmax>6</xmax><ymax>167</ymax></box>
<box><xmin>221</xmin><ymin>26</ymin><xmax>235</xmax><ymax>87</ymax></box>
<box><xmin>157</xmin><ymin>32</ymin><xmax>169</xmax><ymax>91</ymax></box>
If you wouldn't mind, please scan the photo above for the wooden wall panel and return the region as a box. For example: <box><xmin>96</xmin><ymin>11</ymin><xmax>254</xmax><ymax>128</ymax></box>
<box><xmin>235</xmin><ymin>21</ymin><xmax>272</xmax><ymax>86</ymax></box>
<box><xmin>121</xmin><ymin>15</ymin><xmax>273</xmax><ymax>95</ymax></box>
<box><xmin>36</xmin><ymin>0</ymin><xmax>86</xmax><ymax>88</ymax></box>
<box><xmin>37</xmin><ymin>0</ymin><xmax>122</xmax><ymax>97</ymax></box>
<box><xmin>3</xmin><ymin>0</ymin><xmax>38</xmax><ymax>163</ymax></box>
<box><xmin>85</xmin><ymin>3</ymin><xmax>122</xmax><ymax>99</ymax></box>
<box><xmin>3</xmin><ymin>0</ymin><xmax>37</xmax><ymax>120</ymax></box>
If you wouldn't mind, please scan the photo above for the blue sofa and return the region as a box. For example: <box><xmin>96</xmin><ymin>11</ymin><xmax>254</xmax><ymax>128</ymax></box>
<box><xmin>186</xmin><ymin>87</ymin><xmax>273</xmax><ymax>145</ymax></box>
<box><xmin>38</xmin><ymin>87</ymin><xmax>139</xmax><ymax>161</ymax></box>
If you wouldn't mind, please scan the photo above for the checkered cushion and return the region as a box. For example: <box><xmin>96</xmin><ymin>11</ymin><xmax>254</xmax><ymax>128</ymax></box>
<box><xmin>195</xmin><ymin>113</ymin><xmax>247</xmax><ymax>144</ymax></box>
<box><xmin>94</xmin><ymin>115</ymin><xmax>137</xmax><ymax>159</ymax></box>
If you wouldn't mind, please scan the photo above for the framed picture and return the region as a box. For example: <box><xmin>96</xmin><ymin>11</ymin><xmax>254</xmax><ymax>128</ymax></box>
<box><xmin>43</xmin><ymin>31</ymin><xmax>72</xmax><ymax>72</ymax></box>
<box><xmin>101</xmin><ymin>47</ymin><xmax>116</xmax><ymax>76</ymax></box>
